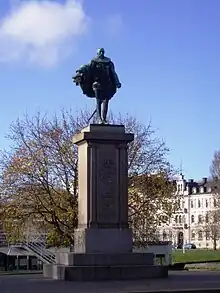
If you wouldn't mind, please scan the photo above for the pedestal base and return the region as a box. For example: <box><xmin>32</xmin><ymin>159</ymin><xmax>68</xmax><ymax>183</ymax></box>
<box><xmin>44</xmin><ymin>252</ymin><xmax>168</xmax><ymax>281</ymax></box>
<box><xmin>44</xmin><ymin>263</ymin><xmax>168</xmax><ymax>281</ymax></box>
<box><xmin>56</xmin><ymin>252</ymin><xmax>154</xmax><ymax>266</ymax></box>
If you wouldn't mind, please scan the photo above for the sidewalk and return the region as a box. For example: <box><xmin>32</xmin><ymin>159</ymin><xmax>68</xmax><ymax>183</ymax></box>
<box><xmin>1</xmin><ymin>271</ymin><xmax>220</xmax><ymax>293</ymax></box>
<box><xmin>0</xmin><ymin>270</ymin><xmax>42</xmax><ymax>275</ymax></box>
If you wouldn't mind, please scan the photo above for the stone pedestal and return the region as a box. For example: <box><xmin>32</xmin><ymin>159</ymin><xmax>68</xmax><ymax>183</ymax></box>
<box><xmin>73</xmin><ymin>124</ymin><xmax>133</xmax><ymax>254</ymax></box>
<box><xmin>43</xmin><ymin>124</ymin><xmax>168</xmax><ymax>281</ymax></box>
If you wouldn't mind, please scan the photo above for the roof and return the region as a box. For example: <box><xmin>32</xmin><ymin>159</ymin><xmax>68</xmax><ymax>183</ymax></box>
<box><xmin>185</xmin><ymin>177</ymin><xmax>214</xmax><ymax>194</ymax></box>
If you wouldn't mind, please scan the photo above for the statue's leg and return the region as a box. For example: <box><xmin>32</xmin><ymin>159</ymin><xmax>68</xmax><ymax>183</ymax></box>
<box><xmin>93</xmin><ymin>83</ymin><xmax>103</xmax><ymax>124</ymax></box>
<box><xmin>96</xmin><ymin>98</ymin><xmax>102</xmax><ymax>123</ymax></box>
<box><xmin>102</xmin><ymin>99</ymin><xmax>109</xmax><ymax>124</ymax></box>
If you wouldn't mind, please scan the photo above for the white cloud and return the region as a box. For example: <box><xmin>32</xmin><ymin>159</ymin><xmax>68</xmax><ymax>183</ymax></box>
<box><xmin>0</xmin><ymin>0</ymin><xmax>89</xmax><ymax>67</ymax></box>
<box><xmin>106</xmin><ymin>14</ymin><xmax>123</xmax><ymax>37</ymax></box>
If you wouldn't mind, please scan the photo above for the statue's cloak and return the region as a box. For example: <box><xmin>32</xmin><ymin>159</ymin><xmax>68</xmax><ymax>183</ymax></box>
<box><xmin>73</xmin><ymin>58</ymin><xmax>117</xmax><ymax>99</ymax></box>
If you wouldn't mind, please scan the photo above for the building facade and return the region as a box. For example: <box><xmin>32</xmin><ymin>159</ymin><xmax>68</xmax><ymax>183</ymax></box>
<box><xmin>158</xmin><ymin>174</ymin><xmax>218</xmax><ymax>249</ymax></box>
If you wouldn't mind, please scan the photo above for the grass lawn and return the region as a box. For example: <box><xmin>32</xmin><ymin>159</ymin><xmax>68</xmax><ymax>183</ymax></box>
<box><xmin>172</xmin><ymin>249</ymin><xmax>220</xmax><ymax>263</ymax></box>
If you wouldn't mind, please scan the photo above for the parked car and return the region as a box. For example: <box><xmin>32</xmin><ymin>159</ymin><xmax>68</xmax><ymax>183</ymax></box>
<box><xmin>177</xmin><ymin>244</ymin><xmax>183</xmax><ymax>249</ymax></box>
<box><xmin>183</xmin><ymin>243</ymin><xmax>196</xmax><ymax>249</ymax></box>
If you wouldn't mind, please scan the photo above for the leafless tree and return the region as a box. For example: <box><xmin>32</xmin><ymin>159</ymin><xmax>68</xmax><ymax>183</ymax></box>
<box><xmin>0</xmin><ymin>109</ymin><xmax>177</xmax><ymax>246</ymax></box>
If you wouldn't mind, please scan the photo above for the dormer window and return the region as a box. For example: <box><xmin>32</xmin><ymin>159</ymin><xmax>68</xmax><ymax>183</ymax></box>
<box><xmin>200</xmin><ymin>187</ymin><xmax>204</xmax><ymax>193</ymax></box>
<box><xmin>208</xmin><ymin>187</ymin><xmax>212</xmax><ymax>193</ymax></box>
<box><xmin>192</xmin><ymin>187</ymin><xmax>197</xmax><ymax>193</ymax></box>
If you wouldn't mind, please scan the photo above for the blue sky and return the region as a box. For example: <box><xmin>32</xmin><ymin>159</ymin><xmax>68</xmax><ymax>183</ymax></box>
<box><xmin>0</xmin><ymin>0</ymin><xmax>219</xmax><ymax>180</ymax></box>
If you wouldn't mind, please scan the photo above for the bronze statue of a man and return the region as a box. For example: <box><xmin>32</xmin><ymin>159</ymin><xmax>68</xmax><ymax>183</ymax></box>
<box><xmin>72</xmin><ymin>48</ymin><xmax>121</xmax><ymax>124</ymax></box>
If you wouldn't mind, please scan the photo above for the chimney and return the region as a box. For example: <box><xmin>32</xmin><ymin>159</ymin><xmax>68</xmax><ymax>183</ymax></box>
<box><xmin>189</xmin><ymin>179</ymin><xmax>194</xmax><ymax>183</ymax></box>
<box><xmin>203</xmin><ymin>177</ymin><xmax>207</xmax><ymax>183</ymax></box>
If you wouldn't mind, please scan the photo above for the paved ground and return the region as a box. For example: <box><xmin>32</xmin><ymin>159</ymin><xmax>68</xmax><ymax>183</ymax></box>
<box><xmin>1</xmin><ymin>271</ymin><xmax>220</xmax><ymax>293</ymax></box>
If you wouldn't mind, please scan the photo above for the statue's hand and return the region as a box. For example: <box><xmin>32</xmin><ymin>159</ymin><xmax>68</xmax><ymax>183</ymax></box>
<box><xmin>116</xmin><ymin>83</ymin><xmax>121</xmax><ymax>89</ymax></box>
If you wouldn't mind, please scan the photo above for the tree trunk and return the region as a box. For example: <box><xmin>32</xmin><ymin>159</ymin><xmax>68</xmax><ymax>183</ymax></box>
<box><xmin>213</xmin><ymin>238</ymin><xmax>217</xmax><ymax>250</ymax></box>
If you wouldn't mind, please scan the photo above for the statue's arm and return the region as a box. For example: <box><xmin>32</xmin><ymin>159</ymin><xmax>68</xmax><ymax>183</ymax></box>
<box><xmin>110</xmin><ymin>62</ymin><xmax>121</xmax><ymax>88</ymax></box>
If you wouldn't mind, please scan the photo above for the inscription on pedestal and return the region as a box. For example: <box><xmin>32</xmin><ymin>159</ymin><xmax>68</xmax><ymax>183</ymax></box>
<box><xmin>97</xmin><ymin>146</ymin><xmax>118</xmax><ymax>224</ymax></box>
<box><xmin>99</xmin><ymin>159</ymin><xmax>115</xmax><ymax>183</ymax></box>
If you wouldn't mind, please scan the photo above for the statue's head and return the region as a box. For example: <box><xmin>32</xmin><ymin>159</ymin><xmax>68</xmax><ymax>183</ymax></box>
<box><xmin>97</xmin><ymin>48</ymin><xmax>105</xmax><ymax>58</ymax></box>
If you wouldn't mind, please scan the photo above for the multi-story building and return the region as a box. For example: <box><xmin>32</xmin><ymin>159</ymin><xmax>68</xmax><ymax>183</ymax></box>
<box><xmin>158</xmin><ymin>174</ymin><xmax>218</xmax><ymax>249</ymax></box>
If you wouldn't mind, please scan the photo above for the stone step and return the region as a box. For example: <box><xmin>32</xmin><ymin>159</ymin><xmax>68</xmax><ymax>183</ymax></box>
<box><xmin>56</xmin><ymin>252</ymin><xmax>154</xmax><ymax>266</ymax></box>
<box><xmin>44</xmin><ymin>264</ymin><xmax>168</xmax><ymax>281</ymax></box>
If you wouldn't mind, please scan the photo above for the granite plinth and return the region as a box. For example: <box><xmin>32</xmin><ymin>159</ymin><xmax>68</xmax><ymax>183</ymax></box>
<box><xmin>74</xmin><ymin>228</ymin><xmax>133</xmax><ymax>253</ymax></box>
<box><xmin>43</xmin><ymin>263</ymin><xmax>168</xmax><ymax>281</ymax></box>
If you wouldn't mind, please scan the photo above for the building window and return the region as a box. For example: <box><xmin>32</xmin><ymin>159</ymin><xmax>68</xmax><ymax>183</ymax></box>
<box><xmin>200</xmin><ymin>187</ymin><xmax>204</xmax><ymax>193</ymax></box>
<box><xmin>206</xmin><ymin>231</ymin><xmax>210</xmax><ymax>240</ymax></box>
<box><xmin>206</xmin><ymin>214</ymin><xmax>209</xmax><ymax>223</ymax></box>
<box><xmin>198</xmin><ymin>199</ymin><xmax>201</xmax><ymax>208</ymax></box>
<box><xmin>193</xmin><ymin>187</ymin><xmax>197</xmax><ymax>193</ymax></box>
<box><xmin>191</xmin><ymin>200</ymin><xmax>194</xmax><ymax>208</ymax></box>
<box><xmin>208</xmin><ymin>187</ymin><xmax>212</xmax><ymax>193</ymax></box>
<box><xmin>182</xmin><ymin>201</ymin><xmax>185</xmax><ymax>208</ymax></box>
<box><xmin>191</xmin><ymin>232</ymin><xmax>195</xmax><ymax>240</ymax></box>
<box><xmin>206</xmin><ymin>200</ymin><xmax>208</xmax><ymax>208</ymax></box>
<box><xmin>175</xmin><ymin>215</ymin><xmax>178</xmax><ymax>223</ymax></box>
<box><xmin>198</xmin><ymin>215</ymin><xmax>202</xmax><ymax>224</ymax></box>
<box><xmin>198</xmin><ymin>231</ymin><xmax>203</xmax><ymax>240</ymax></box>
<box><xmin>183</xmin><ymin>215</ymin><xmax>186</xmax><ymax>223</ymax></box>
<box><xmin>163</xmin><ymin>231</ymin><xmax>167</xmax><ymax>241</ymax></box>
<box><xmin>214</xmin><ymin>199</ymin><xmax>217</xmax><ymax>207</ymax></box>
<box><xmin>191</xmin><ymin>215</ymin><xmax>195</xmax><ymax>223</ymax></box>
<box><xmin>179</xmin><ymin>215</ymin><xmax>182</xmax><ymax>224</ymax></box>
